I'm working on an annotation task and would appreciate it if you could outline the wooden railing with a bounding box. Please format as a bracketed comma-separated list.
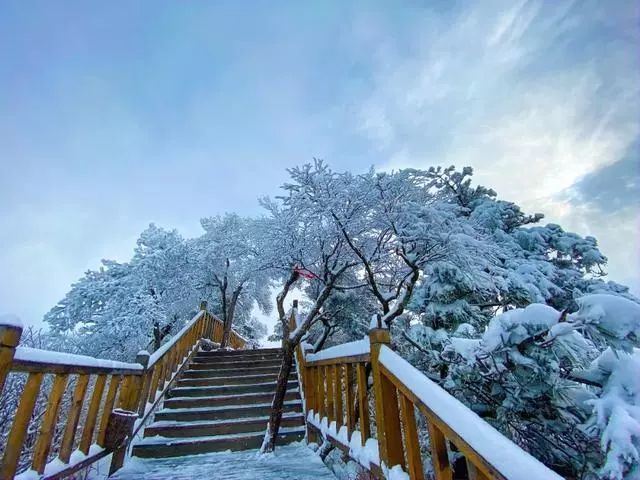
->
[297, 324, 563, 480]
[0, 303, 246, 479]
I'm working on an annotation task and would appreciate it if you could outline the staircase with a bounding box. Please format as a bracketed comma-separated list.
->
[132, 348, 305, 458]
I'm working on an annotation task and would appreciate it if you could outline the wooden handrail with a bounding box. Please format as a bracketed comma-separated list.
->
[0, 302, 247, 479]
[296, 317, 563, 480]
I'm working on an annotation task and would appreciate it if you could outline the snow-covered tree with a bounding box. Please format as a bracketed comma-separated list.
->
[193, 214, 273, 347]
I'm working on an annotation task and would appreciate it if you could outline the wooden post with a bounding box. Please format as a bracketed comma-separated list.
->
[0, 322, 22, 396]
[2, 372, 44, 478]
[370, 327, 405, 470]
[136, 350, 151, 415]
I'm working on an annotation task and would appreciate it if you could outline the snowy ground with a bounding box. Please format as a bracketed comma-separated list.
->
[111, 442, 336, 480]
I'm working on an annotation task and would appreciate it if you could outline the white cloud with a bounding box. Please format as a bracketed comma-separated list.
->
[351, 0, 640, 292]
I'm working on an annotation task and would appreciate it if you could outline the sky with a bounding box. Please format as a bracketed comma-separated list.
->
[1, 0, 639, 329]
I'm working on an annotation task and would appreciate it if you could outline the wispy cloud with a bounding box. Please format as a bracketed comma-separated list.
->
[350, 0, 639, 291]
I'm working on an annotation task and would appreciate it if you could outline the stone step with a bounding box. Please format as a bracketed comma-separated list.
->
[164, 390, 299, 409]
[167, 380, 298, 398]
[190, 358, 283, 369]
[154, 400, 302, 422]
[132, 427, 304, 458]
[177, 372, 294, 387]
[143, 413, 304, 438]
[184, 364, 281, 375]
[194, 351, 282, 361]
[196, 348, 282, 358]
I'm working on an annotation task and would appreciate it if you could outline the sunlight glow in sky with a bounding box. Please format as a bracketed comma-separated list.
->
[1, 1, 638, 326]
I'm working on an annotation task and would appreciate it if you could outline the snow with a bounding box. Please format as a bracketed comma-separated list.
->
[481, 303, 560, 352]
[307, 410, 380, 470]
[149, 310, 205, 366]
[111, 442, 335, 480]
[570, 294, 640, 339]
[306, 338, 369, 362]
[378, 345, 563, 480]
[0, 313, 23, 328]
[588, 348, 640, 479]
[13, 346, 143, 371]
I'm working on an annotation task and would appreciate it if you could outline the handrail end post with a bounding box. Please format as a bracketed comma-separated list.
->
[0, 321, 23, 395]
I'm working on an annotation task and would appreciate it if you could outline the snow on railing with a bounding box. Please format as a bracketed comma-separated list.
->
[14, 347, 143, 374]
[305, 338, 370, 363]
[0, 301, 247, 480]
[295, 324, 563, 480]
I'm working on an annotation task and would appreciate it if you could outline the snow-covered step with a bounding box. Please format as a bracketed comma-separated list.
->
[167, 379, 299, 397]
[196, 347, 281, 358]
[182, 366, 282, 379]
[189, 358, 280, 370]
[194, 352, 282, 362]
[177, 371, 295, 387]
[163, 390, 299, 409]
[143, 413, 304, 438]
[135, 347, 303, 459]
[154, 400, 303, 422]
[132, 427, 305, 458]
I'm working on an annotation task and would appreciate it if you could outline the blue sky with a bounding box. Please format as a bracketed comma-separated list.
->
[1, 1, 638, 326]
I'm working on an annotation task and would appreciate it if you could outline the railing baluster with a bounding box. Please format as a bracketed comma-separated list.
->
[79, 374, 106, 455]
[345, 363, 355, 441]
[427, 421, 452, 480]
[1, 372, 44, 478]
[32, 373, 69, 473]
[335, 365, 343, 431]
[399, 393, 425, 480]
[356, 362, 370, 444]
[370, 328, 405, 470]
[326, 365, 335, 424]
[318, 366, 327, 420]
[59, 374, 90, 463]
[97, 374, 121, 447]
[147, 364, 161, 403]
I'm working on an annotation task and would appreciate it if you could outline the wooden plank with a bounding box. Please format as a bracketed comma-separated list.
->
[79, 374, 106, 454]
[376, 371, 405, 469]
[467, 460, 490, 480]
[117, 375, 133, 409]
[2, 372, 44, 478]
[356, 363, 370, 444]
[304, 354, 370, 367]
[379, 363, 504, 480]
[345, 363, 356, 440]
[318, 366, 326, 419]
[428, 422, 452, 480]
[32, 373, 69, 473]
[326, 365, 335, 423]
[399, 393, 425, 480]
[335, 365, 343, 430]
[59, 374, 90, 462]
[148, 363, 162, 403]
[96, 375, 120, 447]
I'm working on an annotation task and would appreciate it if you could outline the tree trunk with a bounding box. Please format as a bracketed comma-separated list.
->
[260, 340, 295, 453]
[221, 287, 242, 348]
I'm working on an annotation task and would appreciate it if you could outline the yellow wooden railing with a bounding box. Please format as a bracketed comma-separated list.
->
[0, 302, 246, 479]
[296, 321, 562, 480]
